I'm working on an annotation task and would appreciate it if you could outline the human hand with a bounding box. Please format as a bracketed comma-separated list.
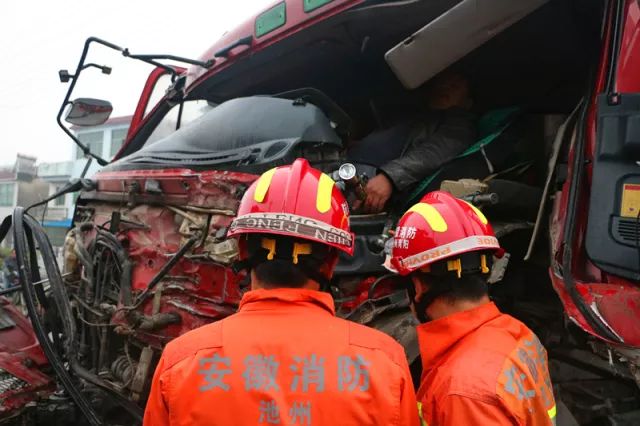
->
[356, 173, 393, 213]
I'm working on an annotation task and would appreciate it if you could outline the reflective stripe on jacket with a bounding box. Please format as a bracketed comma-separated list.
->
[416, 302, 556, 426]
[144, 288, 420, 426]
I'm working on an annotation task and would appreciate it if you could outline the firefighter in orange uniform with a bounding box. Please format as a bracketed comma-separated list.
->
[388, 191, 556, 425]
[144, 158, 419, 426]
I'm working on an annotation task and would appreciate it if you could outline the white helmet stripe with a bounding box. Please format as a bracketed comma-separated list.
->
[399, 235, 499, 270]
[230, 212, 353, 248]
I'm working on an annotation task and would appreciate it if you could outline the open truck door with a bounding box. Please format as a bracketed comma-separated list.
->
[551, 0, 640, 347]
[585, 2, 640, 283]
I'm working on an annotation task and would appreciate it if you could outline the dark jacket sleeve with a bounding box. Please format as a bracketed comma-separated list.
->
[379, 109, 477, 191]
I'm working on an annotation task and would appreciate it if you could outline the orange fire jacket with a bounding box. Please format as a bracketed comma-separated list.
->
[416, 302, 556, 426]
[144, 288, 419, 426]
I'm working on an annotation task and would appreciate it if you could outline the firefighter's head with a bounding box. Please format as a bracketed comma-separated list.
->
[425, 71, 472, 111]
[228, 159, 354, 290]
[387, 191, 501, 322]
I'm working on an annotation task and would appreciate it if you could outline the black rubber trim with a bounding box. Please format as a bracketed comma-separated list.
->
[22, 214, 144, 421]
[0, 209, 145, 424]
[604, 0, 625, 101]
[557, 0, 625, 344]
[562, 104, 622, 342]
[10, 208, 103, 425]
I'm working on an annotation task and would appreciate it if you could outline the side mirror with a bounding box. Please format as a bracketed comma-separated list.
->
[65, 98, 113, 126]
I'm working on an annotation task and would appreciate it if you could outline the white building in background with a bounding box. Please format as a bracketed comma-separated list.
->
[38, 116, 131, 247]
[0, 155, 49, 247]
[72, 115, 132, 175]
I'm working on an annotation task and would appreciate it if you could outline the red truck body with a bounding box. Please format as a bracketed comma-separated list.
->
[3, 0, 640, 424]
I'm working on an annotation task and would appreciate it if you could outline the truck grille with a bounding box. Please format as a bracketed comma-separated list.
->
[0, 369, 28, 395]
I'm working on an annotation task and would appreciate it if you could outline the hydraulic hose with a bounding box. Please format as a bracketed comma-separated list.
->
[2, 209, 144, 424]
[22, 213, 144, 422]
[10, 208, 103, 425]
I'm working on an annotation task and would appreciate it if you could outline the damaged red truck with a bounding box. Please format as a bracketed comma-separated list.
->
[2, 0, 640, 424]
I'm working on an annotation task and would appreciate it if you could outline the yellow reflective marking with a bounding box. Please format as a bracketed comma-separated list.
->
[316, 173, 335, 213]
[261, 238, 276, 260]
[480, 254, 490, 274]
[408, 203, 448, 232]
[463, 201, 488, 224]
[254, 168, 277, 203]
[548, 404, 557, 419]
[447, 258, 462, 278]
[417, 402, 428, 426]
[292, 243, 312, 264]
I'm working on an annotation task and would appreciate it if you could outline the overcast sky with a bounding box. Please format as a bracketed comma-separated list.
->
[1, 0, 274, 165]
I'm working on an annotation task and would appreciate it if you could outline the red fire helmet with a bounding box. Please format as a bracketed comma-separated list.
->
[228, 158, 354, 255]
[388, 191, 501, 276]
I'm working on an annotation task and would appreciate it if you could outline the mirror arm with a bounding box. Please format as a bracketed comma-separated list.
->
[124, 53, 214, 70]
[26, 177, 97, 213]
[58, 36, 211, 167]
[57, 38, 111, 167]
[121, 49, 178, 79]
[81, 63, 112, 74]
[80, 157, 93, 178]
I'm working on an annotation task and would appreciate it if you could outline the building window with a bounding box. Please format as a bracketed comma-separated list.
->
[76, 131, 104, 159]
[110, 128, 128, 158]
[0, 183, 15, 207]
[53, 186, 66, 206]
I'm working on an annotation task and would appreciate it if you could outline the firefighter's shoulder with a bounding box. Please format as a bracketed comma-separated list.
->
[344, 318, 408, 369]
[160, 320, 223, 370]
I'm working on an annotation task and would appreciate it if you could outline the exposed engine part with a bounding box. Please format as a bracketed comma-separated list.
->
[203, 239, 239, 265]
[166, 300, 227, 319]
[151, 283, 164, 315]
[170, 206, 208, 242]
[111, 355, 137, 388]
[170, 204, 241, 264]
[62, 228, 79, 276]
[345, 288, 409, 325]
[369, 311, 419, 366]
[98, 303, 117, 315]
[178, 205, 236, 216]
[616, 347, 640, 389]
[132, 235, 200, 308]
[130, 347, 153, 402]
[0, 369, 28, 394]
[126, 311, 181, 331]
[4, 208, 143, 425]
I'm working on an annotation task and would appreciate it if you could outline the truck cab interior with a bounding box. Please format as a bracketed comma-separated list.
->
[115, 0, 604, 189]
[109, 0, 605, 279]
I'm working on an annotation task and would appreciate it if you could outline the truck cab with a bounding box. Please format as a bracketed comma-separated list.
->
[4, 0, 640, 424]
